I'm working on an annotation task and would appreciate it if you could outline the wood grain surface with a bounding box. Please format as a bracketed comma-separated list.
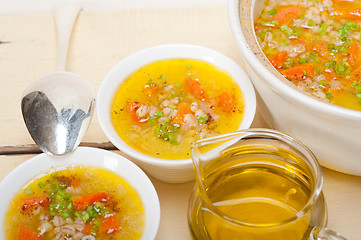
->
[0, 5, 360, 240]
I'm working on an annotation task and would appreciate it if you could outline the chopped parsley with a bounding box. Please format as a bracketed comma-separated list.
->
[308, 19, 315, 27]
[269, 9, 277, 16]
[325, 93, 333, 98]
[280, 25, 294, 36]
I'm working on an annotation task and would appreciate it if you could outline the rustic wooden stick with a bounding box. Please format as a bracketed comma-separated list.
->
[0, 142, 117, 155]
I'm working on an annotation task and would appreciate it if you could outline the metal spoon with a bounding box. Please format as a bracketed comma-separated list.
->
[21, 1, 96, 156]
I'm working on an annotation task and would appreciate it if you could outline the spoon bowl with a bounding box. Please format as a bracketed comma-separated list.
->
[21, 1, 96, 155]
[21, 71, 95, 155]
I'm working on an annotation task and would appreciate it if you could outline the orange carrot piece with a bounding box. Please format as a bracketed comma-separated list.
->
[21, 195, 50, 213]
[328, 86, 343, 95]
[100, 215, 119, 234]
[348, 65, 361, 82]
[348, 43, 361, 67]
[273, 6, 302, 26]
[290, 38, 306, 46]
[17, 224, 42, 240]
[282, 63, 314, 80]
[127, 102, 148, 123]
[72, 192, 113, 211]
[142, 84, 159, 97]
[312, 42, 329, 58]
[331, 8, 361, 20]
[172, 102, 192, 126]
[184, 77, 209, 101]
[325, 70, 338, 81]
[268, 52, 288, 69]
[82, 222, 93, 235]
[217, 92, 236, 113]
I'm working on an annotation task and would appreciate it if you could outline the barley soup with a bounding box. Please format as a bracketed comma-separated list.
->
[255, 0, 361, 111]
[5, 166, 144, 240]
[111, 59, 245, 159]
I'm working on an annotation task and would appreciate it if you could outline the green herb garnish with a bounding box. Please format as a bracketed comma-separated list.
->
[269, 9, 277, 16]
[280, 25, 294, 36]
[308, 19, 315, 26]
[155, 111, 163, 117]
[24, 188, 33, 195]
[318, 23, 327, 35]
[299, 58, 308, 64]
[259, 30, 267, 40]
[198, 114, 208, 124]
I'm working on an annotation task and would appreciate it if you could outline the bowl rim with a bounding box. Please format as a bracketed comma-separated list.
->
[228, 0, 361, 120]
[0, 147, 160, 239]
[97, 43, 257, 167]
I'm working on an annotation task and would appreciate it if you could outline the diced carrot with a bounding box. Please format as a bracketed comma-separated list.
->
[21, 195, 50, 213]
[17, 224, 42, 240]
[82, 221, 93, 235]
[282, 63, 314, 80]
[325, 70, 338, 81]
[127, 102, 149, 123]
[291, 38, 306, 46]
[312, 42, 330, 58]
[172, 102, 192, 126]
[142, 84, 159, 97]
[330, 8, 361, 20]
[272, 6, 302, 26]
[268, 52, 288, 69]
[100, 215, 119, 234]
[328, 86, 343, 95]
[348, 43, 361, 67]
[72, 192, 113, 211]
[348, 65, 361, 82]
[217, 92, 236, 113]
[184, 77, 209, 101]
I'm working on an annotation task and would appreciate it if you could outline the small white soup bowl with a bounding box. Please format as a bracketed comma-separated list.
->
[97, 44, 256, 183]
[228, 0, 361, 176]
[0, 147, 160, 240]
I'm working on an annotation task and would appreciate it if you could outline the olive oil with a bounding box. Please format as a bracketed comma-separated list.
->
[189, 156, 313, 240]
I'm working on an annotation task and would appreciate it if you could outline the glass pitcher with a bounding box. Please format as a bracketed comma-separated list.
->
[188, 129, 346, 240]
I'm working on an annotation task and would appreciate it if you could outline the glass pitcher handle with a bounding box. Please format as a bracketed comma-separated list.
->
[310, 226, 347, 240]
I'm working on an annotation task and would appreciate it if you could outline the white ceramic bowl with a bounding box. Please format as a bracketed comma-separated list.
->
[0, 147, 160, 239]
[228, 0, 361, 176]
[97, 44, 256, 183]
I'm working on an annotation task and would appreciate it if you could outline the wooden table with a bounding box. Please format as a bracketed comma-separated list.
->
[0, 5, 360, 240]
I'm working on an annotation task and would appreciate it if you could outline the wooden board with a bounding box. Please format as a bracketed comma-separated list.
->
[0, 6, 262, 149]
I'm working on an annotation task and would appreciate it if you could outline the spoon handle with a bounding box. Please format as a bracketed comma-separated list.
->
[53, 0, 82, 71]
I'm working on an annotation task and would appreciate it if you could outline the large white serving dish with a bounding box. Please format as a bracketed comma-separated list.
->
[228, 0, 361, 176]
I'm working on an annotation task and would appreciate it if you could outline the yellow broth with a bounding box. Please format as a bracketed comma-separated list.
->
[5, 166, 144, 240]
[111, 59, 244, 159]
